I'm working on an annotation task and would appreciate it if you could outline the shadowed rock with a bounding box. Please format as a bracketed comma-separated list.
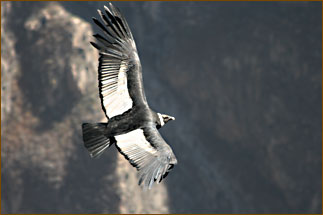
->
[1, 1, 321, 214]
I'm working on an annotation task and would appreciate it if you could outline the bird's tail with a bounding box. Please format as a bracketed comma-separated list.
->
[82, 123, 111, 158]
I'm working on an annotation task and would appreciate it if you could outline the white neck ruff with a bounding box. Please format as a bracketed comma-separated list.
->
[157, 113, 165, 127]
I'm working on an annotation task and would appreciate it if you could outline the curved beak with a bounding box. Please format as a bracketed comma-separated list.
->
[162, 114, 175, 123]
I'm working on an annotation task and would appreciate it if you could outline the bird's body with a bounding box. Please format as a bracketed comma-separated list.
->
[101, 106, 158, 136]
[82, 3, 177, 189]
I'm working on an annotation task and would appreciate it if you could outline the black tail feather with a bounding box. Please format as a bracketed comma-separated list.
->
[82, 123, 111, 158]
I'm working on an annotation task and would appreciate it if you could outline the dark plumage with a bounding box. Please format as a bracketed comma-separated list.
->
[82, 3, 177, 189]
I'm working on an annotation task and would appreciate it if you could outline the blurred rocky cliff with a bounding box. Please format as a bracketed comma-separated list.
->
[1, 1, 322, 214]
[1, 2, 168, 213]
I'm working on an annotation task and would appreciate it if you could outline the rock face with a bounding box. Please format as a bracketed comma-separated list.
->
[1, 2, 17, 124]
[1, 2, 168, 214]
[1, 1, 322, 214]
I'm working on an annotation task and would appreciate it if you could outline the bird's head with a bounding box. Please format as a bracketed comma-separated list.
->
[157, 113, 175, 128]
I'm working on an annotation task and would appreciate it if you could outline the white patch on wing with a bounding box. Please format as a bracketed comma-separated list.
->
[100, 60, 133, 118]
[115, 129, 156, 156]
[115, 127, 175, 189]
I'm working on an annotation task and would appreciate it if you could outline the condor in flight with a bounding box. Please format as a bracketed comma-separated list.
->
[82, 3, 177, 189]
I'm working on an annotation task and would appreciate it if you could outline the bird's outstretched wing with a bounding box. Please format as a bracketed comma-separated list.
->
[91, 3, 147, 119]
[114, 125, 177, 189]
